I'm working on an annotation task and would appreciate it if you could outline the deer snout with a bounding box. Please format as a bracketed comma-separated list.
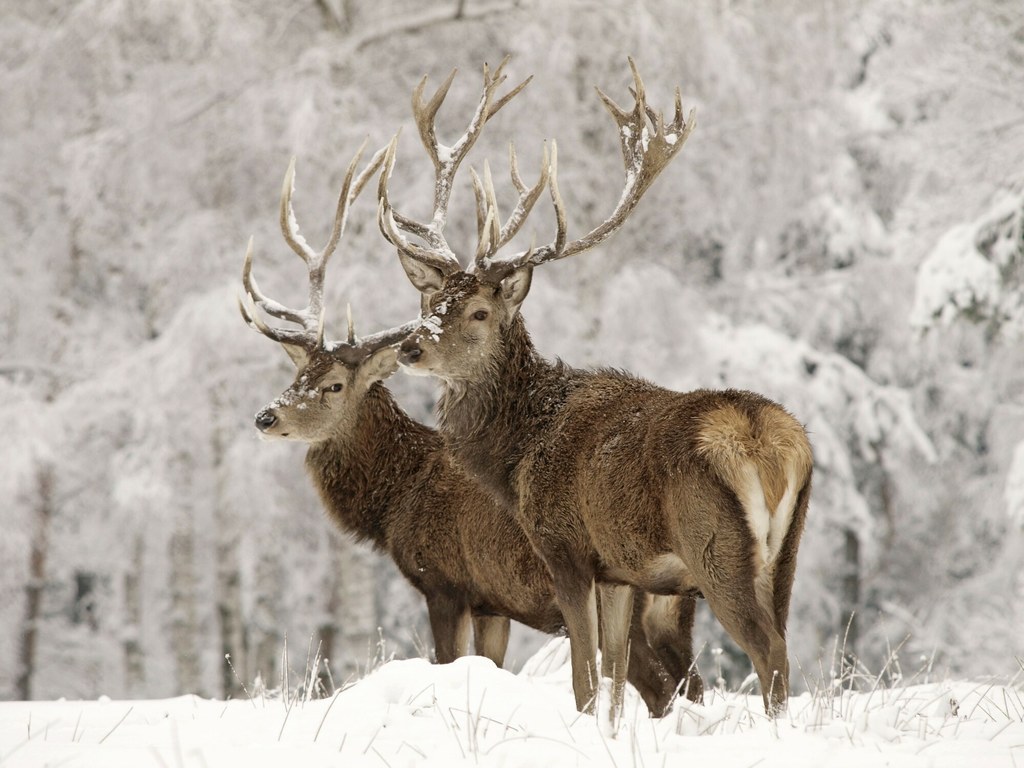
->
[398, 337, 423, 366]
[254, 409, 278, 431]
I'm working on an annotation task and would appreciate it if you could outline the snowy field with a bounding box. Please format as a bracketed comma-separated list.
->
[2, 640, 1022, 768]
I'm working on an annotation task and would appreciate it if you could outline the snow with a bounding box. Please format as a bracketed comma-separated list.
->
[1007, 441, 1024, 526]
[911, 223, 1001, 330]
[911, 189, 1024, 337]
[2, 640, 1021, 768]
[421, 314, 443, 341]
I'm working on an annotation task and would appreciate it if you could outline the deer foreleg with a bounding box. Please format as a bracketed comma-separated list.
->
[553, 573, 599, 714]
[426, 593, 471, 664]
[625, 592, 676, 717]
[472, 614, 511, 667]
[642, 593, 704, 705]
[597, 583, 634, 729]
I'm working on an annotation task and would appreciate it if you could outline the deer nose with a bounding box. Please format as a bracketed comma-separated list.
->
[254, 409, 278, 431]
[398, 338, 423, 366]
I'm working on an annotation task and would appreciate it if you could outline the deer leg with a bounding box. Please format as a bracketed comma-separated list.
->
[551, 571, 599, 714]
[597, 583, 633, 727]
[472, 614, 510, 667]
[643, 593, 704, 705]
[426, 593, 471, 664]
[770, 484, 810, 633]
[625, 592, 675, 717]
[700, 582, 788, 716]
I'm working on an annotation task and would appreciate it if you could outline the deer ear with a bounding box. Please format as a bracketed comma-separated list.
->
[281, 342, 310, 369]
[360, 345, 400, 384]
[499, 265, 533, 315]
[398, 251, 446, 295]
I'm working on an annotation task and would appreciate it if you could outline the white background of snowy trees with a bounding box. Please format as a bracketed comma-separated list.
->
[2, 0, 1022, 700]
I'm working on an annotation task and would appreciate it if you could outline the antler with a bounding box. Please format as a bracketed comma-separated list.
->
[377, 57, 542, 274]
[241, 142, 416, 358]
[481, 57, 696, 279]
[469, 141, 550, 267]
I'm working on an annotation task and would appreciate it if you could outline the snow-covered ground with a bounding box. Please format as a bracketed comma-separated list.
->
[3, 639, 1021, 768]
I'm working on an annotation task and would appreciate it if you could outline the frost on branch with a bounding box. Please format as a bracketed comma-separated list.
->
[911, 190, 1024, 338]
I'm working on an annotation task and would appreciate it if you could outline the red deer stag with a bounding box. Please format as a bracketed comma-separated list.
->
[381, 59, 813, 719]
[239, 142, 697, 715]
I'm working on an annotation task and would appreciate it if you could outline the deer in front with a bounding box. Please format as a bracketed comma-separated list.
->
[239, 141, 695, 715]
[381, 59, 813, 720]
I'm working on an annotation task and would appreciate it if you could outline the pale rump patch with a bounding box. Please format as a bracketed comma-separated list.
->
[696, 402, 812, 575]
[767, 465, 801, 563]
[736, 461, 771, 570]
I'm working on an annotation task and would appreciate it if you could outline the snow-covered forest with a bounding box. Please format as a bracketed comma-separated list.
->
[2, 0, 1023, 706]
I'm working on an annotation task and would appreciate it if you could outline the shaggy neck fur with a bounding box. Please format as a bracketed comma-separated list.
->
[306, 382, 436, 548]
[437, 313, 577, 510]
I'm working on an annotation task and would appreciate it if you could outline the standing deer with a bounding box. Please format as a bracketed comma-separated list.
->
[380, 59, 813, 719]
[239, 142, 698, 715]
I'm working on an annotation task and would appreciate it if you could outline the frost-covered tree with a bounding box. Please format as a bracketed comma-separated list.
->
[3, 0, 1024, 697]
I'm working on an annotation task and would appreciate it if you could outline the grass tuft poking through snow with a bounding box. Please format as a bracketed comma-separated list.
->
[2, 638, 1023, 767]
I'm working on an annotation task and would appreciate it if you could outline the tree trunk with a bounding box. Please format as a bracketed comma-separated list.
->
[841, 527, 861, 662]
[122, 535, 145, 695]
[211, 399, 247, 699]
[17, 463, 54, 700]
[169, 523, 201, 694]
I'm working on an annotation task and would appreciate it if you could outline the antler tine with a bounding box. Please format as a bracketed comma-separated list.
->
[473, 206, 496, 264]
[547, 141, 568, 257]
[492, 58, 695, 275]
[482, 161, 502, 249]
[466, 162, 503, 252]
[240, 240, 314, 347]
[325, 139, 389, 263]
[346, 302, 356, 344]
[280, 158, 318, 266]
[242, 235, 306, 327]
[377, 134, 462, 275]
[411, 68, 459, 170]
[381, 59, 532, 275]
[471, 142, 550, 272]
[244, 144, 388, 352]
[470, 166, 488, 246]
[497, 141, 548, 247]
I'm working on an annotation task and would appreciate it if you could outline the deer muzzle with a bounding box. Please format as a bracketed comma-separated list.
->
[254, 408, 278, 432]
[397, 337, 423, 367]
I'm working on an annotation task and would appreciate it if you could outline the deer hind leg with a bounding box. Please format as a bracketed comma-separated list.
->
[472, 614, 511, 667]
[700, 573, 788, 716]
[426, 593, 471, 664]
[770, 483, 811, 633]
[596, 583, 634, 727]
[643, 593, 704, 705]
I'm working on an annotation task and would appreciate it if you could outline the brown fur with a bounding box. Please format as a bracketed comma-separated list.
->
[398, 274, 812, 715]
[696, 404, 812, 517]
[255, 347, 697, 715]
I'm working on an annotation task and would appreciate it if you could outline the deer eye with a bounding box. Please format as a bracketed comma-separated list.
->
[325, 383, 343, 393]
[472, 309, 489, 321]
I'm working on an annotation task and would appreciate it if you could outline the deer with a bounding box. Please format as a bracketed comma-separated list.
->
[378, 58, 813, 720]
[238, 140, 701, 716]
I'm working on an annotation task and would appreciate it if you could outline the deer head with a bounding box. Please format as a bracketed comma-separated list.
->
[379, 58, 695, 380]
[240, 143, 417, 443]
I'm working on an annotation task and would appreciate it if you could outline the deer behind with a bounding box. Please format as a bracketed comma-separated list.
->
[379, 59, 813, 719]
[240, 145, 697, 714]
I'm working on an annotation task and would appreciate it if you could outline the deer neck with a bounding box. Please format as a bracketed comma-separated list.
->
[306, 383, 437, 548]
[437, 314, 562, 511]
